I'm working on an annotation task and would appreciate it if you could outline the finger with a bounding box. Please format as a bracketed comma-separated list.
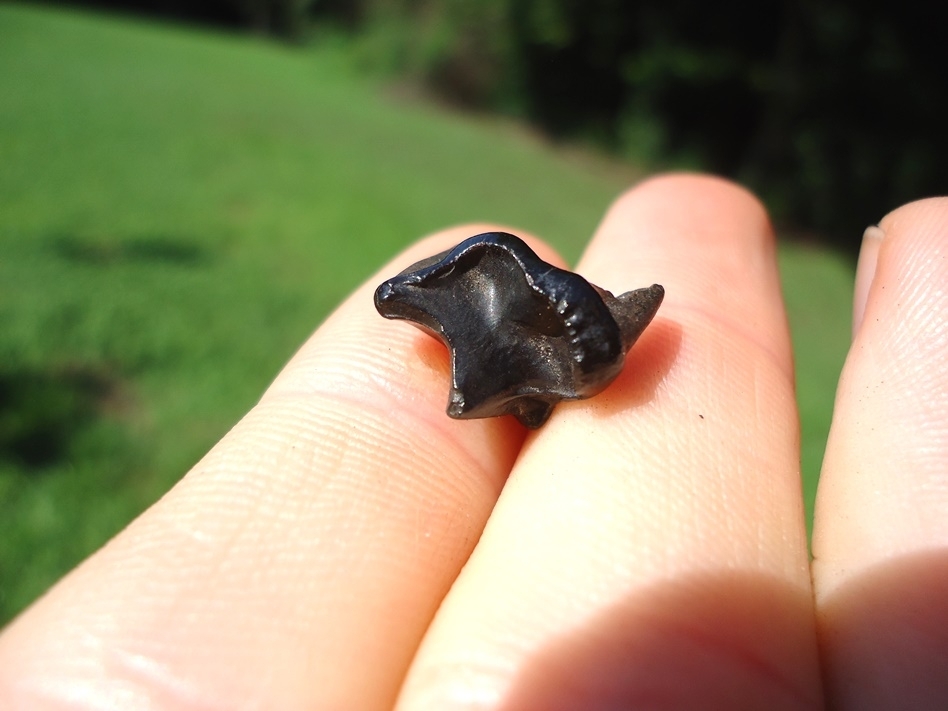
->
[812, 198, 948, 710]
[397, 174, 821, 711]
[0, 225, 560, 710]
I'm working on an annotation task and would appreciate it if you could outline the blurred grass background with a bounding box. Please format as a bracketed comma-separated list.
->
[0, 2, 851, 625]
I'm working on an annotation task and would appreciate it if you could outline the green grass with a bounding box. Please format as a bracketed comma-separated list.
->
[779, 242, 853, 527]
[0, 3, 852, 624]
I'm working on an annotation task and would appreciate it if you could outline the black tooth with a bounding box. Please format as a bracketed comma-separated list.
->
[375, 232, 664, 428]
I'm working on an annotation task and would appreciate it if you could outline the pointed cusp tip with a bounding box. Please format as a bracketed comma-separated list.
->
[611, 283, 665, 349]
[645, 283, 664, 301]
[619, 283, 664, 314]
[649, 284, 665, 311]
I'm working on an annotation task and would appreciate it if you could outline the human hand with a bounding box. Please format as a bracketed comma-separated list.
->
[1, 174, 946, 710]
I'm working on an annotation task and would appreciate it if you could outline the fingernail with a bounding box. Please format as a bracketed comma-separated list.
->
[853, 225, 885, 338]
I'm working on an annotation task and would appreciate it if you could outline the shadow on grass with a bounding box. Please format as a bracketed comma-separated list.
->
[0, 365, 126, 470]
[50, 233, 210, 266]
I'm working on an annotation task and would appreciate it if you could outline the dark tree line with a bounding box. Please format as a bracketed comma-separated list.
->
[349, 0, 948, 253]
[45, 0, 948, 252]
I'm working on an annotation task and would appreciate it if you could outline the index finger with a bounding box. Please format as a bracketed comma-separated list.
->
[0, 226, 558, 710]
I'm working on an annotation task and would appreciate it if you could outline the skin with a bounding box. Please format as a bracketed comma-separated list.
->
[0, 173, 946, 710]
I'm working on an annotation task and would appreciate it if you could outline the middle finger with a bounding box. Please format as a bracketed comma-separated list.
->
[397, 174, 822, 710]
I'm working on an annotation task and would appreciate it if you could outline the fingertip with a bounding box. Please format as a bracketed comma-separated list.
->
[587, 172, 777, 297]
[856, 196, 948, 354]
[581, 171, 790, 379]
[878, 196, 948, 238]
[602, 172, 773, 250]
[873, 197, 948, 312]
